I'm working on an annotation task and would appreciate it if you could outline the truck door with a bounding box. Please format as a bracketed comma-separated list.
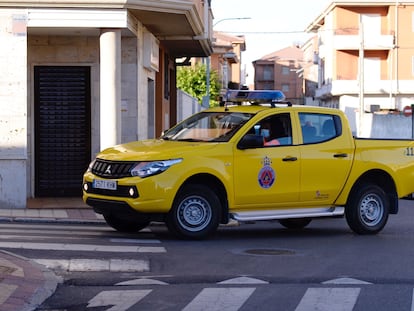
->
[233, 113, 300, 209]
[298, 112, 354, 204]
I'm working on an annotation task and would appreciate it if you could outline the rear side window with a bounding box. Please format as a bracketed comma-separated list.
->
[299, 113, 341, 144]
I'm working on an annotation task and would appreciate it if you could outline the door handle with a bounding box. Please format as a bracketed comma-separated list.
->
[282, 156, 298, 162]
[333, 153, 348, 158]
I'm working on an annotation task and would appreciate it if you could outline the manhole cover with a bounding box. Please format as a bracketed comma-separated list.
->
[245, 249, 295, 256]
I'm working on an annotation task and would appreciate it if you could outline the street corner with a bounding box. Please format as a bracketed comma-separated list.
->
[0, 250, 61, 311]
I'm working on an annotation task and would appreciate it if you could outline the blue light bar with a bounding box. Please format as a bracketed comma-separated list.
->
[225, 90, 286, 103]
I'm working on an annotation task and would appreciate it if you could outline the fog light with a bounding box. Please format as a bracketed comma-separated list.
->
[83, 183, 89, 191]
[129, 187, 135, 197]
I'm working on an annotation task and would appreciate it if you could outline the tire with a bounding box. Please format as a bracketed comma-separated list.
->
[345, 183, 389, 234]
[278, 218, 312, 229]
[103, 214, 150, 233]
[166, 184, 221, 239]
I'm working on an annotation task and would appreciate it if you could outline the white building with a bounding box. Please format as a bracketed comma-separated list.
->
[0, 0, 212, 208]
[305, 0, 414, 137]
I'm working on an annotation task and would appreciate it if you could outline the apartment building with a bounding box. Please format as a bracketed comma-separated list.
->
[0, 0, 212, 208]
[306, 0, 414, 136]
[211, 31, 246, 91]
[253, 46, 304, 105]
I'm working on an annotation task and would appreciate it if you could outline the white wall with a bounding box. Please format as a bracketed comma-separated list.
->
[339, 95, 413, 138]
[177, 89, 204, 122]
[0, 9, 28, 208]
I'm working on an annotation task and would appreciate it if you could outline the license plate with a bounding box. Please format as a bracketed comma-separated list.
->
[92, 179, 117, 190]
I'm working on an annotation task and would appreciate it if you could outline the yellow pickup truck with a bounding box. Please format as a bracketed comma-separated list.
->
[82, 90, 414, 239]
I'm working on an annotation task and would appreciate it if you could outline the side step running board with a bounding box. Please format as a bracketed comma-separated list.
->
[230, 206, 344, 222]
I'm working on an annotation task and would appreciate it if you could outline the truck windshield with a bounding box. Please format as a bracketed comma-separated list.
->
[161, 111, 253, 142]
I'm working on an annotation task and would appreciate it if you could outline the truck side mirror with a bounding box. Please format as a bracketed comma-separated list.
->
[237, 134, 264, 150]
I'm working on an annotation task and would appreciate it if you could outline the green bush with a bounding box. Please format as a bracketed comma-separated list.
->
[177, 63, 221, 107]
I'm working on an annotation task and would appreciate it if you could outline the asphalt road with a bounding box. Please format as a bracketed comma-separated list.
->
[2, 199, 414, 310]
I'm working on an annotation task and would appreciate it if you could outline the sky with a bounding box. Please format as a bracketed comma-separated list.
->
[210, 0, 330, 85]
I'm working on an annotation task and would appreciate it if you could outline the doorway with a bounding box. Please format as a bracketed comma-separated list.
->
[34, 66, 91, 197]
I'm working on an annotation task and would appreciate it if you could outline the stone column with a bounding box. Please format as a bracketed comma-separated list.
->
[99, 29, 121, 150]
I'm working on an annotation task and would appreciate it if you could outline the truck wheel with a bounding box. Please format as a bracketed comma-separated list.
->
[345, 183, 389, 234]
[166, 184, 221, 239]
[279, 218, 311, 229]
[103, 214, 150, 233]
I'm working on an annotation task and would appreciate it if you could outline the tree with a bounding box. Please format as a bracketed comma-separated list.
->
[177, 63, 221, 107]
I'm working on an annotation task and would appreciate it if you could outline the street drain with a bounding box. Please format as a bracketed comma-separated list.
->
[245, 249, 295, 256]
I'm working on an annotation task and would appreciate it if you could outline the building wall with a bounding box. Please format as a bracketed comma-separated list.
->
[0, 1, 211, 208]
[395, 6, 414, 80]
[0, 9, 28, 208]
[313, 2, 414, 122]
[25, 26, 158, 199]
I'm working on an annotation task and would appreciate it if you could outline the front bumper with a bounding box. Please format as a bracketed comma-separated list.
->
[83, 181, 139, 198]
[86, 197, 165, 222]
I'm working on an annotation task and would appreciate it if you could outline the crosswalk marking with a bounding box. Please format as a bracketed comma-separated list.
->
[322, 277, 372, 285]
[3, 223, 412, 310]
[0, 241, 165, 253]
[109, 238, 160, 244]
[0, 234, 161, 244]
[57, 285, 414, 311]
[0, 223, 163, 275]
[295, 287, 361, 311]
[218, 276, 268, 285]
[0, 226, 151, 236]
[34, 259, 150, 272]
[182, 287, 255, 311]
[116, 278, 169, 285]
[88, 289, 152, 311]
[0, 223, 114, 231]
[411, 289, 414, 311]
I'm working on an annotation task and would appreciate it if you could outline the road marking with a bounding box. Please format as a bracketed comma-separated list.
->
[0, 223, 114, 231]
[0, 228, 116, 236]
[34, 259, 150, 272]
[87, 289, 151, 311]
[0, 224, 150, 234]
[116, 278, 169, 285]
[0, 242, 165, 253]
[411, 288, 414, 311]
[323, 277, 372, 285]
[0, 233, 160, 244]
[109, 238, 160, 244]
[182, 287, 256, 311]
[218, 276, 268, 285]
[295, 288, 360, 311]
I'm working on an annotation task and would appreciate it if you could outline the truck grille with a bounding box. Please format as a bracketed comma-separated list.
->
[91, 159, 136, 178]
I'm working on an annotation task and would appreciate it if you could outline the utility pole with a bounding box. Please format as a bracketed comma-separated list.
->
[358, 15, 365, 137]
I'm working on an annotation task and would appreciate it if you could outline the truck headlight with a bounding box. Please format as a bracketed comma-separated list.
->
[131, 159, 183, 178]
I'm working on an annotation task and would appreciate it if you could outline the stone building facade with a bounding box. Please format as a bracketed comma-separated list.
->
[0, 1, 212, 208]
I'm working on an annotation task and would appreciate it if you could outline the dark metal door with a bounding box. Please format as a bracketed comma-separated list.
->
[34, 66, 91, 197]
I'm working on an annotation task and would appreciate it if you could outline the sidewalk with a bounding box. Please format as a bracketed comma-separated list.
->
[0, 207, 104, 224]
[0, 207, 104, 311]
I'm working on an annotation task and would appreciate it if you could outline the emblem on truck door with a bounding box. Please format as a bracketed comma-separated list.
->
[258, 156, 275, 189]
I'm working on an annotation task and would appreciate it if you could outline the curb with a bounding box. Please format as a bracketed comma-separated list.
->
[0, 250, 61, 311]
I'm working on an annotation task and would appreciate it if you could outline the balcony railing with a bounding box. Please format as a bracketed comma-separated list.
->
[333, 34, 394, 50]
[316, 79, 413, 99]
